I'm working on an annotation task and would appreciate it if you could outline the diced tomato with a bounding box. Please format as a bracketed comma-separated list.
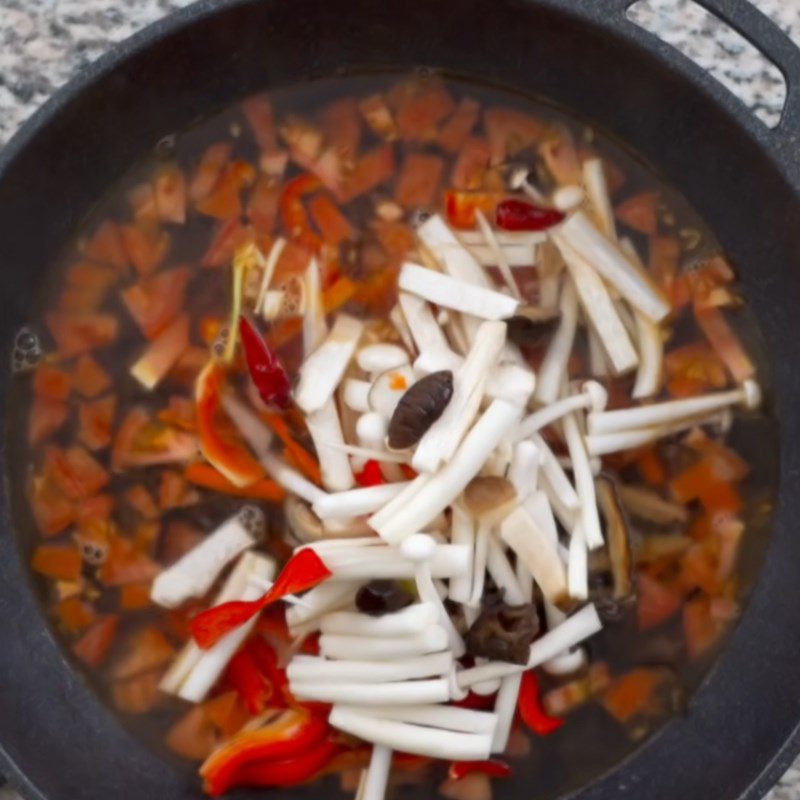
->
[28, 473, 76, 536]
[32, 544, 83, 581]
[55, 596, 97, 632]
[636, 447, 667, 486]
[637, 572, 682, 631]
[394, 82, 455, 141]
[159, 469, 197, 509]
[671, 456, 743, 514]
[451, 137, 491, 191]
[73, 614, 120, 667]
[684, 595, 725, 659]
[190, 142, 233, 204]
[359, 93, 398, 140]
[308, 194, 355, 245]
[125, 484, 159, 520]
[99, 537, 160, 587]
[58, 284, 108, 314]
[162, 519, 204, 566]
[601, 668, 667, 724]
[248, 175, 281, 234]
[395, 153, 444, 208]
[112, 626, 175, 681]
[112, 407, 198, 470]
[120, 583, 152, 610]
[185, 462, 286, 502]
[66, 261, 120, 291]
[615, 192, 659, 235]
[129, 183, 159, 224]
[321, 97, 362, 161]
[695, 307, 755, 383]
[243, 94, 279, 152]
[78, 395, 116, 451]
[166, 706, 219, 761]
[73, 354, 111, 398]
[120, 223, 171, 276]
[688, 255, 737, 310]
[113, 670, 163, 715]
[439, 97, 481, 153]
[83, 220, 129, 273]
[540, 135, 582, 185]
[46, 313, 118, 358]
[45, 446, 109, 501]
[203, 691, 250, 739]
[484, 107, 546, 165]
[130, 314, 190, 390]
[444, 190, 502, 229]
[684, 430, 749, 482]
[170, 346, 210, 385]
[203, 218, 253, 268]
[338, 144, 395, 203]
[75, 493, 115, 526]
[680, 541, 724, 595]
[158, 395, 196, 431]
[29, 397, 69, 446]
[649, 236, 681, 287]
[372, 219, 415, 261]
[664, 343, 728, 397]
[154, 165, 187, 224]
[121, 265, 191, 339]
[197, 160, 256, 219]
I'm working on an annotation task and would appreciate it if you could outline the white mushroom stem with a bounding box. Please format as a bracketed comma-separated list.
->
[351, 704, 498, 734]
[532, 434, 580, 515]
[306, 398, 355, 492]
[160, 553, 275, 701]
[486, 364, 536, 406]
[373, 399, 522, 544]
[535, 279, 579, 404]
[582, 158, 617, 240]
[567, 525, 589, 600]
[255, 236, 286, 315]
[455, 604, 603, 689]
[367, 473, 434, 530]
[399, 292, 463, 373]
[554, 211, 670, 322]
[508, 440, 542, 501]
[330, 707, 493, 761]
[362, 745, 392, 800]
[389, 304, 417, 354]
[562, 412, 604, 550]
[322, 442, 408, 464]
[458, 230, 546, 247]
[486, 538, 525, 604]
[319, 603, 438, 638]
[537, 240, 564, 312]
[319, 625, 449, 661]
[413, 320, 507, 473]
[221, 393, 273, 458]
[314, 543, 471, 581]
[509, 167, 550, 206]
[344, 379, 372, 412]
[587, 380, 761, 435]
[556, 238, 638, 375]
[287, 652, 454, 683]
[587, 324, 610, 376]
[303, 257, 328, 355]
[399, 263, 519, 321]
[475, 209, 521, 298]
[491, 674, 523, 752]
[466, 244, 536, 268]
[417, 214, 493, 288]
[313, 482, 411, 520]
[500, 505, 567, 603]
[553, 185, 585, 212]
[151, 513, 260, 609]
[291, 678, 451, 706]
[516, 381, 607, 441]
[469, 522, 491, 607]
[449, 503, 475, 604]
[285, 581, 361, 629]
[295, 313, 364, 413]
[357, 344, 409, 374]
[262, 451, 327, 504]
[542, 601, 588, 676]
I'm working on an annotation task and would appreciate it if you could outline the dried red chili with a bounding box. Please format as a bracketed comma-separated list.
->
[239, 316, 292, 408]
[496, 198, 565, 231]
[519, 671, 565, 735]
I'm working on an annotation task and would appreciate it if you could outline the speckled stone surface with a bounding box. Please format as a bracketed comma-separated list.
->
[0, 0, 798, 798]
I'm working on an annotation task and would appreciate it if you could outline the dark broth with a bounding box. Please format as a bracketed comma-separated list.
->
[7, 72, 777, 799]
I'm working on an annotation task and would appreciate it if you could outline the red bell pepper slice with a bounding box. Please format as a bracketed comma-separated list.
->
[449, 760, 512, 780]
[226, 645, 274, 715]
[247, 636, 290, 705]
[239, 316, 292, 408]
[200, 708, 330, 796]
[355, 459, 385, 487]
[495, 199, 565, 232]
[519, 671, 564, 735]
[195, 360, 265, 488]
[191, 549, 333, 648]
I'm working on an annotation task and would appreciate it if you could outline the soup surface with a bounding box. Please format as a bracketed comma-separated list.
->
[8, 73, 776, 800]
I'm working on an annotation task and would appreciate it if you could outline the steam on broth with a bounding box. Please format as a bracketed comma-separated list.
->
[9, 73, 776, 800]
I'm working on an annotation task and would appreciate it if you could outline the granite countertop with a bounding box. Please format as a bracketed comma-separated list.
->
[0, 0, 798, 798]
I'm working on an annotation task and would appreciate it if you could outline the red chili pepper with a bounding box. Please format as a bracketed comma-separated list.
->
[239, 316, 292, 408]
[219, 740, 343, 793]
[247, 636, 290, 706]
[496, 199, 565, 232]
[449, 760, 512, 780]
[191, 549, 333, 649]
[225, 644, 274, 715]
[519, 671, 565, 735]
[454, 691, 498, 710]
[200, 708, 330, 796]
[355, 459, 385, 487]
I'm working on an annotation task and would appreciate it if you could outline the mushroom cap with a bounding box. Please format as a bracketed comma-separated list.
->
[462, 476, 518, 524]
[581, 380, 609, 413]
[508, 165, 530, 191]
[742, 379, 762, 410]
[400, 533, 437, 563]
[552, 185, 584, 211]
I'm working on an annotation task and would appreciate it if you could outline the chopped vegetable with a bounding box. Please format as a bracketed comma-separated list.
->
[239, 316, 292, 408]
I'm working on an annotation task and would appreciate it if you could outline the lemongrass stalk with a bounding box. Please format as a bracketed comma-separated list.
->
[516, 381, 607, 441]
[458, 230, 546, 247]
[318, 544, 470, 581]
[468, 522, 491, 607]
[532, 433, 580, 513]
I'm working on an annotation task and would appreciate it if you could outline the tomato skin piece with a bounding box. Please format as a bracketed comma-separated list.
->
[451, 137, 491, 191]
[189, 142, 233, 204]
[29, 397, 69, 446]
[121, 266, 191, 340]
[308, 193, 354, 246]
[45, 446, 110, 501]
[636, 572, 682, 631]
[496, 199, 565, 232]
[28, 473, 76, 537]
[78, 395, 117, 451]
[73, 614, 120, 668]
[46, 313, 119, 358]
[444, 190, 502, 230]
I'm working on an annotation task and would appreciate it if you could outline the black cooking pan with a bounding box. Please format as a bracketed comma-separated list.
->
[0, 0, 799, 798]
